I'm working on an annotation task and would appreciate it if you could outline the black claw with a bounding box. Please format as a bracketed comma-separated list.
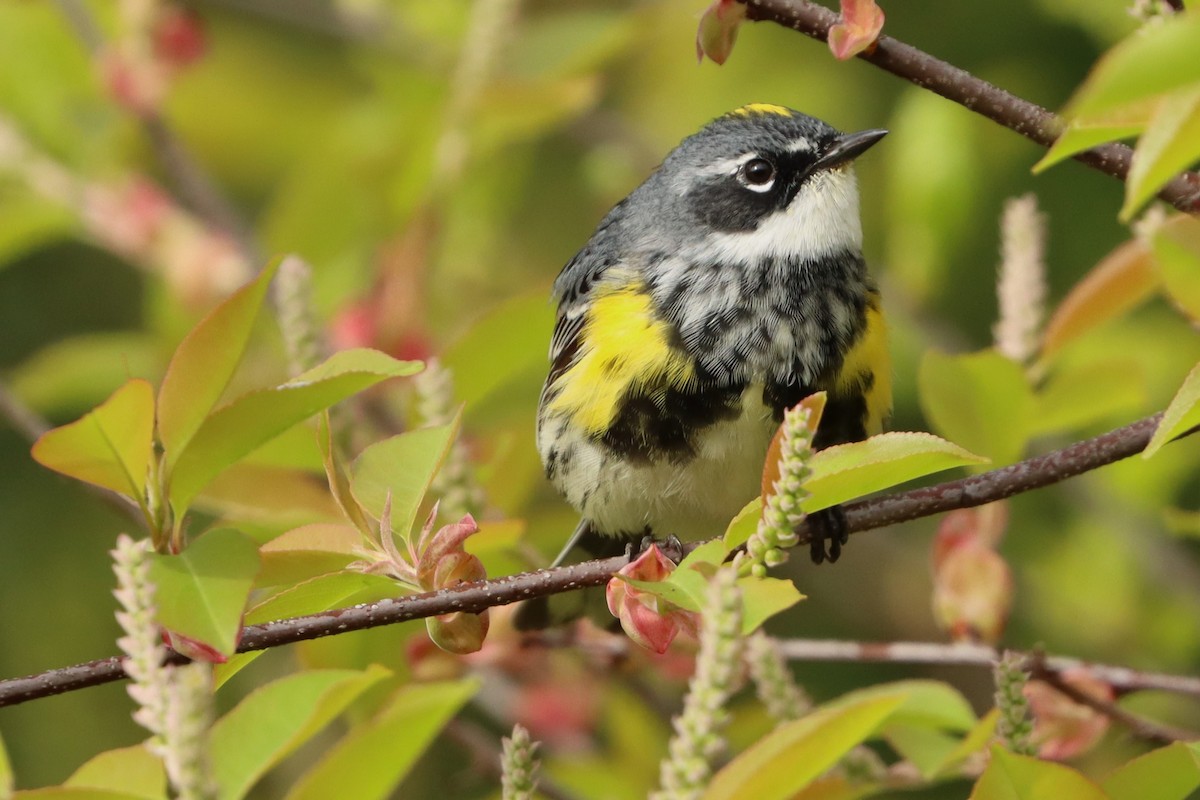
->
[808, 505, 849, 565]
[660, 534, 685, 564]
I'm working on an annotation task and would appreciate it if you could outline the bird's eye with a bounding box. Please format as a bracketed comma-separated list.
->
[738, 158, 776, 190]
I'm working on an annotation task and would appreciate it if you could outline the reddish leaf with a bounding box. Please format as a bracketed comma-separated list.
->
[828, 0, 886, 60]
[696, 0, 747, 65]
[1041, 239, 1159, 359]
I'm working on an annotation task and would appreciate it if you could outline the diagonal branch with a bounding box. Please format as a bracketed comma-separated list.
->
[744, 0, 1200, 214]
[0, 411, 1188, 708]
[1027, 654, 1199, 744]
[50, 0, 260, 261]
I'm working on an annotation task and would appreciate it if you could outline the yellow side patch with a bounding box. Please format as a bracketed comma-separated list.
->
[547, 277, 695, 434]
[836, 296, 892, 435]
[730, 103, 793, 118]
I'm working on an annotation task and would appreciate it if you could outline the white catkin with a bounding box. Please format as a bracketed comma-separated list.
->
[653, 567, 744, 800]
[993, 194, 1047, 367]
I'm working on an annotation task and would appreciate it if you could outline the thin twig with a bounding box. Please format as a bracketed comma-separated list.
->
[50, 0, 260, 262]
[770, 638, 1200, 699]
[0, 380, 49, 441]
[744, 0, 1200, 214]
[0, 411, 1188, 708]
[1028, 655, 1199, 744]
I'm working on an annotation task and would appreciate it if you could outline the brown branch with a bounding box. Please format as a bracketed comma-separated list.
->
[0, 411, 1189, 708]
[1028, 655, 1199, 744]
[771, 638, 1200, 699]
[744, 0, 1200, 215]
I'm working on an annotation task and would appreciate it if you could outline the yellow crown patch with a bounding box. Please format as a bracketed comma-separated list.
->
[729, 103, 793, 118]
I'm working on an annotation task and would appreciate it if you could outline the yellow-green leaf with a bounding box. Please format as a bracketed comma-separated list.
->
[211, 666, 392, 800]
[257, 523, 361, 587]
[803, 432, 988, 512]
[64, 746, 163, 800]
[167, 349, 420, 515]
[723, 498, 760, 550]
[31, 379, 154, 501]
[1154, 214, 1200, 322]
[159, 259, 280, 467]
[1034, 102, 1153, 173]
[705, 692, 907, 800]
[919, 350, 1034, 467]
[284, 680, 478, 800]
[1063, 13, 1200, 119]
[215, 572, 397, 687]
[0, 727, 12, 799]
[738, 576, 803, 633]
[969, 745, 1110, 800]
[1030, 359, 1147, 436]
[1041, 239, 1159, 359]
[150, 528, 261, 656]
[1122, 87, 1200, 221]
[1144, 360, 1200, 458]
[349, 418, 459, 538]
[1103, 741, 1200, 800]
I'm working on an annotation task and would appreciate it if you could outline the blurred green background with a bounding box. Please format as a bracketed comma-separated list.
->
[1, 0, 1198, 796]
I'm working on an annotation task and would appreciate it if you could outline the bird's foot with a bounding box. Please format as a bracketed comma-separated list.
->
[808, 505, 849, 564]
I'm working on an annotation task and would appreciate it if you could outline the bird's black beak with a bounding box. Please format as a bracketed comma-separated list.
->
[812, 128, 888, 172]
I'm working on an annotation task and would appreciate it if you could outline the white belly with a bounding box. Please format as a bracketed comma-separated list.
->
[538, 385, 776, 540]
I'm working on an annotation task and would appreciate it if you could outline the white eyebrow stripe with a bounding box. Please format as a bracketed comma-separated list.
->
[786, 139, 815, 152]
[699, 151, 764, 176]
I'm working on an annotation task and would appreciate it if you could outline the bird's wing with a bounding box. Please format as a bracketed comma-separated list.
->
[544, 198, 632, 389]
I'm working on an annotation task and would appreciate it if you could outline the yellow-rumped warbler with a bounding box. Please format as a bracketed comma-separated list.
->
[516, 104, 891, 630]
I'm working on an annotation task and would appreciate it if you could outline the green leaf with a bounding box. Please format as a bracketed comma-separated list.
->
[1145, 360, 1200, 458]
[1034, 102, 1152, 172]
[919, 350, 1034, 466]
[215, 572, 397, 687]
[738, 576, 803, 633]
[884, 725, 961, 779]
[1154, 215, 1200, 322]
[441, 292, 552, 412]
[150, 528, 261, 656]
[935, 709, 1000, 778]
[1064, 13, 1200, 119]
[1030, 359, 1147, 436]
[836, 680, 976, 731]
[64, 746, 164, 800]
[969, 745, 1110, 800]
[0, 193, 76, 269]
[803, 432, 988, 512]
[349, 418, 458, 537]
[0, 726, 12, 799]
[283, 679, 478, 800]
[158, 259, 280, 467]
[723, 499, 760, 550]
[1122, 88, 1200, 220]
[12, 790, 151, 799]
[167, 349, 420, 514]
[257, 524, 361, 587]
[704, 691, 907, 800]
[211, 666, 392, 800]
[31, 379, 155, 501]
[1103, 741, 1200, 800]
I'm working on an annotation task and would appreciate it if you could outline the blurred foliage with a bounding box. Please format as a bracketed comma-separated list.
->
[1, 0, 1200, 797]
